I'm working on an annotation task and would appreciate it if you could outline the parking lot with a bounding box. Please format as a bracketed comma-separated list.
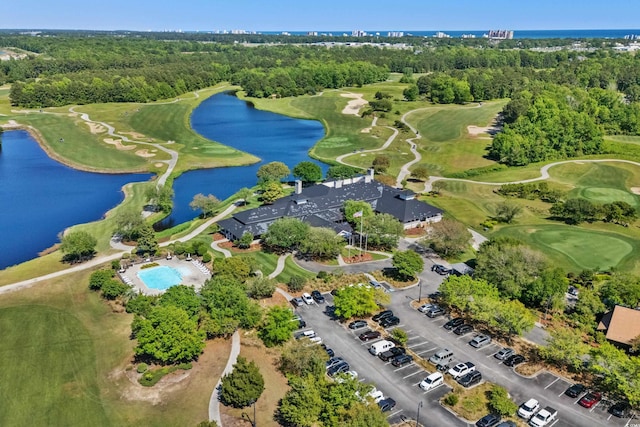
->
[292, 285, 636, 427]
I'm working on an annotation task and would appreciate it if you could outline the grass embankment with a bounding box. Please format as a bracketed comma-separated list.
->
[427, 161, 640, 273]
[0, 267, 231, 427]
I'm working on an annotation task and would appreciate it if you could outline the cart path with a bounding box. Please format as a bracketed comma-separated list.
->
[422, 159, 640, 192]
[395, 109, 423, 186]
[335, 117, 399, 168]
[268, 253, 291, 279]
[208, 330, 241, 425]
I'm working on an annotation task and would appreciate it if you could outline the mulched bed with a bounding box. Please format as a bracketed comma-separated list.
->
[342, 253, 374, 263]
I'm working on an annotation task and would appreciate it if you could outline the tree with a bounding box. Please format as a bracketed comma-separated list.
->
[603, 201, 637, 224]
[492, 300, 536, 339]
[333, 285, 379, 319]
[299, 227, 343, 260]
[340, 402, 388, 427]
[60, 230, 97, 262]
[326, 165, 359, 180]
[403, 84, 419, 101]
[495, 201, 523, 223]
[158, 285, 201, 318]
[219, 356, 265, 408]
[287, 275, 307, 292]
[474, 237, 547, 300]
[539, 327, 590, 372]
[550, 198, 598, 224]
[89, 269, 115, 291]
[145, 185, 174, 213]
[260, 180, 284, 204]
[113, 208, 145, 241]
[132, 305, 205, 364]
[257, 161, 290, 183]
[262, 217, 309, 251]
[343, 200, 374, 227]
[236, 187, 253, 205]
[189, 193, 220, 218]
[438, 275, 500, 313]
[200, 276, 262, 337]
[293, 161, 322, 184]
[411, 165, 429, 181]
[600, 274, 640, 309]
[371, 155, 390, 173]
[101, 278, 131, 300]
[522, 267, 568, 309]
[278, 375, 324, 426]
[213, 257, 252, 282]
[246, 276, 276, 299]
[392, 250, 424, 280]
[489, 385, 518, 416]
[422, 218, 471, 257]
[590, 341, 640, 407]
[280, 339, 329, 378]
[391, 328, 408, 346]
[135, 224, 159, 255]
[236, 231, 254, 249]
[259, 306, 298, 347]
[363, 213, 404, 251]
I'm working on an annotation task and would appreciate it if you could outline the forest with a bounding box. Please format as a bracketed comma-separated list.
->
[3, 32, 640, 164]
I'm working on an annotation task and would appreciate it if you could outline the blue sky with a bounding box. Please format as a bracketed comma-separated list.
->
[6, 0, 640, 32]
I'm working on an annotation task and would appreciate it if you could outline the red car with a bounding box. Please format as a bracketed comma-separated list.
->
[578, 391, 602, 409]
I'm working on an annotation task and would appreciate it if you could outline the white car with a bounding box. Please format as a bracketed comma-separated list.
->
[419, 372, 444, 391]
[302, 292, 314, 305]
[448, 362, 475, 379]
[518, 398, 540, 419]
[367, 387, 385, 403]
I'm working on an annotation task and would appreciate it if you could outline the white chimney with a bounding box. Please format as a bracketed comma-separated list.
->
[295, 180, 302, 194]
[335, 180, 343, 188]
[365, 168, 374, 183]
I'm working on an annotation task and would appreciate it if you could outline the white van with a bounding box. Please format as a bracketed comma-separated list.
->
[295, 330, 316, 340]
[419, 372, 444, 391]
[428, 348, 454, 366]
[368, 340, 395, 356]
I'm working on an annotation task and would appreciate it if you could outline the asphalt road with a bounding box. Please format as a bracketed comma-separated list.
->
[293, 283, 634, 427]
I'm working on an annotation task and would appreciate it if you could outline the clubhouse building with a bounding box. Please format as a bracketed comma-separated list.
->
[218, 169, 443, 241]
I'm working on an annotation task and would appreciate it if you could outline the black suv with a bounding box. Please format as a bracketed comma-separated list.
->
[453, 324, 473, 335]
[372, 310, 394, 322]
[379, 315, 400, 328]
[476, 413, 501, 427]
[564, 383, 586, 398]
[378, 347, 406, 362]
[444, 317, 464, 330]
[504, 354, 525, 367]
[391, 354, 413, 367]
[311, 290, 325, 303]
[457, 371, 482, 387]
[378, 397, 397, 412]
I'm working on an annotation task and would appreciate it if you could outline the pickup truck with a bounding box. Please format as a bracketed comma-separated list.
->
[529, 406, 557, 427]
[448, 361, 475, 379]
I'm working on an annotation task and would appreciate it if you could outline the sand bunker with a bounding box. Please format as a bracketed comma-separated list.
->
[1, 120, 21, 129]
[361, 127, 372, 133]
[121, 131, 148, 140]
[154, 162, 165, 168]
[467, 114, 502, 138]
[341, 93, 368, 116]
[86, 122, 106, 134]
[630, 187, 640, 195]
[135, 149, 156, 158]
[104, 138, 136, 150]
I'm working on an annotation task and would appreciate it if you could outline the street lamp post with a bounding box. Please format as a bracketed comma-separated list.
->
[242, 400, 257, 427]
[416, 400, 423, 427]
[418, 279, 423, 304]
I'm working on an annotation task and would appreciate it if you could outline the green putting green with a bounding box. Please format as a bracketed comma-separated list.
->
[530, 227, 634, 271]
[571, 187, 640, 207]
[0, 305, 109, 427]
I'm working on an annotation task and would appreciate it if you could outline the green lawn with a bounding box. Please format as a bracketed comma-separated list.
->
[0, 305, 110, 427]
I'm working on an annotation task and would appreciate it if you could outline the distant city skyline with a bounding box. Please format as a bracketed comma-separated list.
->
[4, 0, 640, 32]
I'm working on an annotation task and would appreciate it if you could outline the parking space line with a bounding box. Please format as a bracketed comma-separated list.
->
[406, 335, 422, 341]
[545, 378, 560, 389]
[416, 346, 439, 354]
[393, 364, 414, 372]
[387, 409, 403, 418]
[423, 384, 444, 394]
[590, 401, 600, 412]
[402, 370, 424, 379]
[408, 341, 430, 348]
[486, 352, 498, 358]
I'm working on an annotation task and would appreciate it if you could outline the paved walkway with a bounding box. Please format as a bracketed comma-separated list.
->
[210, 238, 232, 258]
[268, 253, 290, 279]
[335, 116, 399, 168]
[396, 110, 423, 186]
[208, 330, 241, 425]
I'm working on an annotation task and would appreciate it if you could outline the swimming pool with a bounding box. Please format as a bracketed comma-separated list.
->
[137, 266, 183, 291]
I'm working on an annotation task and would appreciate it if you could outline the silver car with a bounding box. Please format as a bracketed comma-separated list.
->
[469, 334, 492, 348]
[495, 347, 515, 360]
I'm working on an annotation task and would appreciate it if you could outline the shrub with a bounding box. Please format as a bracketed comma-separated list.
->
[443, 393, 459, 406]
[137, 363, 149, 373]
[489, 385, 518, 416]
[287, 275, 306, 292]
[391, 328, 408, 346]
[139, 367, 169, 387]
[202, 252, 212, 263]
[140, 262, 159, 270]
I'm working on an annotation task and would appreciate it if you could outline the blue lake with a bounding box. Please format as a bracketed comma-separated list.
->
[0, 130, 151, 269]
[0, 92, 325, 267]
[157, 92, 326, 228]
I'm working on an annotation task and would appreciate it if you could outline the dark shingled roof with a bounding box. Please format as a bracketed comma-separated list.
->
[219, 179, 442, 240]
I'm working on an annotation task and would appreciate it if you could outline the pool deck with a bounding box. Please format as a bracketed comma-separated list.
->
[119, 257, 211, 295]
